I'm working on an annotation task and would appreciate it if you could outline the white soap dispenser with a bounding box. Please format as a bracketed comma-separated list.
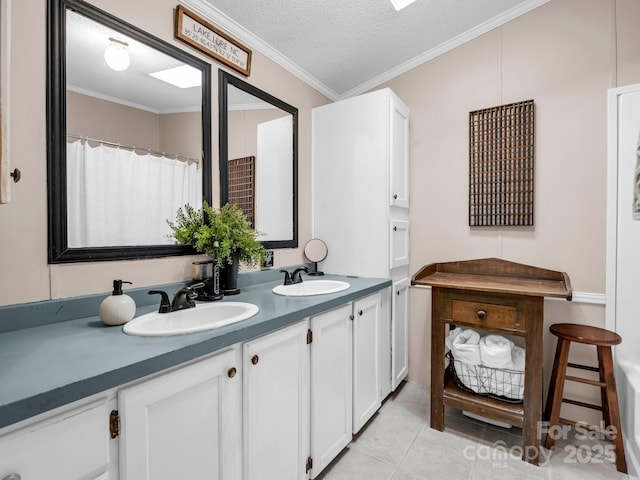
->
[99, 279, 136, 326]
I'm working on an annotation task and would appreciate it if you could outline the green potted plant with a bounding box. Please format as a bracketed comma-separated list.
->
[168, 202, 267, 294]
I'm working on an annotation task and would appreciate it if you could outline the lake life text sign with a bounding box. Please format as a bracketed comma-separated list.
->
[175, 5, 251, 76]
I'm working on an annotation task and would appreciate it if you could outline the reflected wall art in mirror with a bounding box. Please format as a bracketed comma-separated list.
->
[219, 70, 298, 249]
[47, 0, 212, 262]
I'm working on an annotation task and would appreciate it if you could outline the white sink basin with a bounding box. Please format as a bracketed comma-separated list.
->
[123, 302, 259, 336]
[272, 280, 350, 297]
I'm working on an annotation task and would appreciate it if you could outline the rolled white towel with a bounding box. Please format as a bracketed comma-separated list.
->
[511, 345, 525, 372]
[446, 327, 482, 365]
[480, 334, 514, 369]
[484, 343, 526, 400]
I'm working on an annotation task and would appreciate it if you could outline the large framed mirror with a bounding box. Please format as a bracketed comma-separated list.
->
[219, 70, 298, 249]
[47, 0, 212, 263]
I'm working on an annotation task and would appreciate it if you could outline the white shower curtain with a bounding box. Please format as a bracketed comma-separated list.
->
[67, 141, 202, 247]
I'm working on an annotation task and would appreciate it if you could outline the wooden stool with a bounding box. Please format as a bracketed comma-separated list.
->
[544, 323, 627, 473]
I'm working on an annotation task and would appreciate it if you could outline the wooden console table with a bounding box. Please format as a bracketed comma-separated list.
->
[411, 258, 572, 465]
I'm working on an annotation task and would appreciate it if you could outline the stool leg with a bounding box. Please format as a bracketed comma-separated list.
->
[544, 337, 570, 449]
[598, 346, 627, 474]
[597, 346, 612, 429]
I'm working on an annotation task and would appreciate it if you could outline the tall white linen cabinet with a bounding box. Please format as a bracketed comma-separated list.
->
[312, 88, 410, 395]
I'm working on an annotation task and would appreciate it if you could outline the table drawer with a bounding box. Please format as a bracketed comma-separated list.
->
[451, 300, 522, 331]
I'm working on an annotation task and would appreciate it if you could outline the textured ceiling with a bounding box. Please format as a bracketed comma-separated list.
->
[196, 0, 548, 98]
[67, 10, 201, 113]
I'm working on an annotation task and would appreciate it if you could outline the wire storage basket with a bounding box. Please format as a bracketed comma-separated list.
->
[446, 351, 525, 403]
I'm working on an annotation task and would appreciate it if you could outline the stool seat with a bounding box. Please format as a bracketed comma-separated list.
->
[549, 323, 622, 346]
[545, 323, 627, 473]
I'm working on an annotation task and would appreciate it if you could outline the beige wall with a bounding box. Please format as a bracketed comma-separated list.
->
[67, 91, 161, 151]
[2, 0, 640, 421]
[0, 0, 329, 308]
[378, 0, 640, 421]
[67, 91, 203, 161]
[227, 109, 289, 160]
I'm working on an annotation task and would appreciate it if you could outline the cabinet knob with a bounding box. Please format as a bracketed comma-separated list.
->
[3, 475, 21, 480]
[251, 355, 259, 365]
[358, 310, 363, 316]
[396, 290, 400, 295]
[393, 193, 398, 199]
[393, 226, 397, 231]
[349, 314, 354, 321]
[476, 310, 487, 320]
[228, 367, 237, 378]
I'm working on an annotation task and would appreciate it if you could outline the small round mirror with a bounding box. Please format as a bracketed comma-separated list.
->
[304, 238, 328, 276]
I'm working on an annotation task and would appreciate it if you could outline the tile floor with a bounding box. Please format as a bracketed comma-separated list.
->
[317, 382, 630, 480]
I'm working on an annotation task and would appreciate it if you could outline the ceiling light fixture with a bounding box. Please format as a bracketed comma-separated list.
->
[390, 0, 417, 11]
[104, 37, 130, 71]
[149, 65, 202, 89]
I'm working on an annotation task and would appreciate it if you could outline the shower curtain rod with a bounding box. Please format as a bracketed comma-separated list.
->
[66, 134, 201, 164]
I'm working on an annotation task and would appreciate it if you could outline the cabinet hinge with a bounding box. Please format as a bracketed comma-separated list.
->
[306, 456, 313, 473]
[109, 410, 120, 439]
[306, 329, 313, 344]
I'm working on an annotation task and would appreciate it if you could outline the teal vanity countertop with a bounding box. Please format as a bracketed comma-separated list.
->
[0, 274, 390, 430]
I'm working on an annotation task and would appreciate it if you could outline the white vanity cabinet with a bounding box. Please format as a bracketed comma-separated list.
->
[312, 88, 410, 395]
[310, 303, 353, 477]
[118, 347, 242, 480]
[243, 321, 311, 480]
[391, 278, 410, 390]
[352, 292, 382, 433]
[243, 292, 384, 479]
[0, 398, 111, 480]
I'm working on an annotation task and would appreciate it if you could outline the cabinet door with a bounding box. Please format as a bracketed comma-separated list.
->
[0, 399, 110, 480]
[389, 95, 409, 208]
[244, 321, 310, 480]
[390, 218, 409, 269]
[310, 304, 353, 478]
[392, 278, 410, 391]
[378, 287, 392, 400]
[352, 293, 382, 433]
[119, 347, 242, 480]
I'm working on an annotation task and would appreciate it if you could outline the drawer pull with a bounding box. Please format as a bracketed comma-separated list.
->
[251, 355, 259, 365]
[393, 193, 398, 199]
[228, 367, 237, 378]
[476, 310, 487, 320]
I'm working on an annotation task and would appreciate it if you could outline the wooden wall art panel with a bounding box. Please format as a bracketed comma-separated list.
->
[469, 100, 534, 226]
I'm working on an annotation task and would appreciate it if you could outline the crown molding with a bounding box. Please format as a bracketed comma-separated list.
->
[184, 0, 549, 101]
[181, 0, 339, 101]
[339, 0, 550, 99]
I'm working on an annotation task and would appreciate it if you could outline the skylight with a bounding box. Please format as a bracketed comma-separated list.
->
[390, 0, 417, 11]
[149, 65, 201, 89]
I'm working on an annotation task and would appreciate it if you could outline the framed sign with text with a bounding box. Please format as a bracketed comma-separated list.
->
[175, 5, 252, 76]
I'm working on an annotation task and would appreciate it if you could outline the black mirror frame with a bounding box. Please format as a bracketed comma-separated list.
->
[47, 0, 212, 263]
[218, 70, 298, 250]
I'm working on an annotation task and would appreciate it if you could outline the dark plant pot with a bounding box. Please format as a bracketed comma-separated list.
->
[220, 250, 240, 295]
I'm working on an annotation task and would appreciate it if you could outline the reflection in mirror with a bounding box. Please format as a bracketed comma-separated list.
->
[47, 0, 212, 262]
[219, 71, 298, 250]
